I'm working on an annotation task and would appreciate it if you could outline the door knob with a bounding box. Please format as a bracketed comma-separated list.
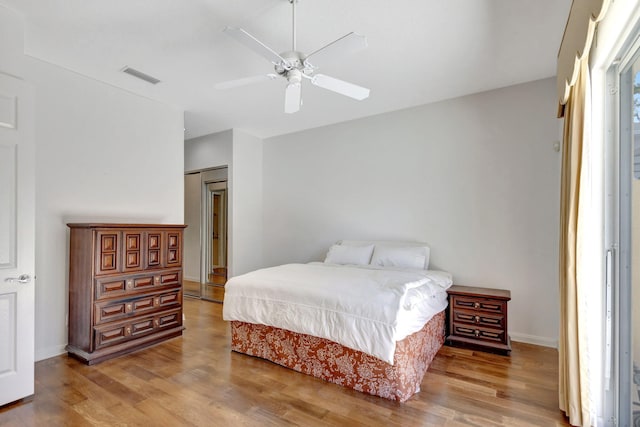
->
[4, 274, 32, 284]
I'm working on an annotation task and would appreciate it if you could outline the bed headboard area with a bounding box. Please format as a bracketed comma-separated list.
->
[330, 240, 431, 270]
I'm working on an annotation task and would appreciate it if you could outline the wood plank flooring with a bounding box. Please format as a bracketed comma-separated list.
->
[0, 299, 571, 426]
[184, 280, 225, 301]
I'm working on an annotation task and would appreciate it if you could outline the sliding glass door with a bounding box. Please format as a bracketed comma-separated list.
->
[605, 38, 640, 427]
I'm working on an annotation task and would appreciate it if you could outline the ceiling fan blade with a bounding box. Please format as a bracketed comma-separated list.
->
[304, 32, 367, 66]
[284, 82, 301, 114]
[214, 74, 278, 90]
[224, 27, 289, 66]
[311, 74, 370, 100]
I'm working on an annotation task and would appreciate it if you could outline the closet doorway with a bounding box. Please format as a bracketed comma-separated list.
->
[184, 167, 228, 302]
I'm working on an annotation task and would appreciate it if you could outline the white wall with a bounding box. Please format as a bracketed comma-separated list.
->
[183, 173, 201, 282]
[184, 130, 232, 173]
[262, 77, 561, 346]
[230, 129, 263, 276]
[23, 57, 184, 361]
[0, 5, 23, 77]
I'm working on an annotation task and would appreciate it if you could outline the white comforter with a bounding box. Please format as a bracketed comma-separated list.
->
[222, 262, 452, 364]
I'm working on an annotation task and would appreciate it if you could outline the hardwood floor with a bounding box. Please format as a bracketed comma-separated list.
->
[183, 280, 225, 301]
[183, 279, 200, 296]
[0, 299, 571, 426]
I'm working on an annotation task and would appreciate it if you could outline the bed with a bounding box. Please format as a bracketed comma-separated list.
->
[222, 240, 452, 402]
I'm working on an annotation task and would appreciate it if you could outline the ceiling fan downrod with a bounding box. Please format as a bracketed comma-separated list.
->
[290, 0, 298, 52]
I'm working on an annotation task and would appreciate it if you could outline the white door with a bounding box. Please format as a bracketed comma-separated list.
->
[0, 72, 35, 405]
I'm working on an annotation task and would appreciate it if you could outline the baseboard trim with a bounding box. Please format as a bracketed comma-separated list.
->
[510, 333, 558, 348]
[35, 345, 67, 362]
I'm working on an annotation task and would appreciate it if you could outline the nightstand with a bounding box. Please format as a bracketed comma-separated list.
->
[446, 285, 511, 355]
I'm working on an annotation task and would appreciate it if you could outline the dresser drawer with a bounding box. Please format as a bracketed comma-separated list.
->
[451, 295, 505, 314]
[94, 289, 182, 325]
[95, 270, 182, 300]
[451, 309, 505, 330]
[158, 271, 180, 286]
[93, 308, 182, 350]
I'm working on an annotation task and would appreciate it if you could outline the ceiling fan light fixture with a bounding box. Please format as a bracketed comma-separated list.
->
[285, 82, 302, 114]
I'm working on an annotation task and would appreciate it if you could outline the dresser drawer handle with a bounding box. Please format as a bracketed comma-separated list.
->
[126, 303, 132, 312]
[475, 315, 480, 323]
[126, 327, 131, 335]
[474, 302, 480, 309]
[474, 329, 480, 337]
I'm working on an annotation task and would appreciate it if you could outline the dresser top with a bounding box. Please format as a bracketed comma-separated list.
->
[67, 223, 187, 229]
[447, 285, 511, 300]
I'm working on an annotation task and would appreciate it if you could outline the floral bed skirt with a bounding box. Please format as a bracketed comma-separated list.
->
[230, 310, 445, 402]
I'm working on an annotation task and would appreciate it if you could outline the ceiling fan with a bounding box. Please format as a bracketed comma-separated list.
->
[215, 0, 370, 114]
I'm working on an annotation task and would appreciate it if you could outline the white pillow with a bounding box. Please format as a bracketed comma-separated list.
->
[370, 246, 429, 270]
[324, 244, 374, 265]
[339, 240, 430, 269]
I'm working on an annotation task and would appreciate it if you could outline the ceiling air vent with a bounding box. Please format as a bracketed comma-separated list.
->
[121, 66, 161, 85]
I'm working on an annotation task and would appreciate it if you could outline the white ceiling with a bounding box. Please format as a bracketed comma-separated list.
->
[1, 0, 571, 139]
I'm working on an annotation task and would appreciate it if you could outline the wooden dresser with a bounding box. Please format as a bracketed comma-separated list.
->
[446, 285, 511, 355]
[67, 223, 187, 364]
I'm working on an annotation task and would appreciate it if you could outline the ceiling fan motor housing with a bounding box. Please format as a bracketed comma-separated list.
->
[275, 51, 314, 77]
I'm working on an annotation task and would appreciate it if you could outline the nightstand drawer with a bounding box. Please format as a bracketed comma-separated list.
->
[451, 309, 505, 330]
[451, 323, 507, 344]
[451, 295, 505, 314]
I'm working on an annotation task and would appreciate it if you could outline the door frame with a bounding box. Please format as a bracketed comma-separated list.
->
[206, 183, 227, 272]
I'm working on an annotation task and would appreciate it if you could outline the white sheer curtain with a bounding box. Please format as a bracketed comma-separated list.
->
[557, 1, 610, 426]
[559, 56, 592, 426]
